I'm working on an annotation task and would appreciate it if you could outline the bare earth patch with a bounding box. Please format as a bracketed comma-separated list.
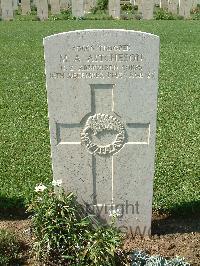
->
[125, 213, 200, 266]
[0, 213, 199, 265]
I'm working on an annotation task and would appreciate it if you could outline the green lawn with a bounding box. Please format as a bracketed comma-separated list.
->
[0, 20, 199, 215]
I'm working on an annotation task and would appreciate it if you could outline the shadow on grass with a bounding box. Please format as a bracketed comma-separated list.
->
[0, 195, 28, 220]
[152, 200, 200, 235]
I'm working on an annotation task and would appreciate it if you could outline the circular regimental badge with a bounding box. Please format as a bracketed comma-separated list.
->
[81, 113, 126, 156]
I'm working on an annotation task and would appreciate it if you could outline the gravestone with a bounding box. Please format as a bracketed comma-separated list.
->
[72, 0, 84, 17]
[37, 0, 48, 20]
[12, 0, 18, 10]
[108, 0, 120, 18]
[31, 0, 37, 7]
[141, 0, 154, 19]
[84, 0, 96, 13]
[1, 0, 13, 20]
[160, 0, 168, 9]
[44, 29, 159, 234]
[21, 0, 31, 15]
[191, 0, 197, 8]
[168, 0, 178, 14]
[179, 0, 192, 18]
[135, 0, 142, 12]
[50, 0, 60, 14]
[60, 0, 70, 10]
[154, 0, 160, 6]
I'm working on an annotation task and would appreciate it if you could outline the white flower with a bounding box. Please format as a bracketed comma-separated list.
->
[35, 184, 47, 192]
[109, 208, 121, 217]
[52, 179, 62, 187]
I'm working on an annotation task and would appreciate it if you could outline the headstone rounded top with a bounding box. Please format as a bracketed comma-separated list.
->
[43, 29, 159, 43]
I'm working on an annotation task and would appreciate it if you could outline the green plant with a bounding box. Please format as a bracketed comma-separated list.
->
[0, 229, 21, 265]
[121, 3, 133, 12]
[31, 4, 37, 12]
[96, 0, 108, 10]
[92, 0, 108, 13]
[28, 181, 125, 265]
[191, 4, 200, 19]
[155, 8, 177, 20]
[130, 250, 190, 266]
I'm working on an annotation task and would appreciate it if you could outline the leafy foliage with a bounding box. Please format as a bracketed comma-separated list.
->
[130, 251, 190, 266]
[154, 8, 181, 20]
[191, 4, 200, 20]
[96, 0, 108, 11]
[28, 184, 125, 265]
[121, 3, 134, 12]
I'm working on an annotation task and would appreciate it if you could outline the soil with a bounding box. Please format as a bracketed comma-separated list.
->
[124, 213, 200, 266]
[0, 212, 199, 266]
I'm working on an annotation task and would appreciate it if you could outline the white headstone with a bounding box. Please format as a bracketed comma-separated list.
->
[191, 0, 197, 8]
[135, 0, 142, 12]
[37, 0, 48, 20]
[154, 0, 160, 6]
[31, 0, 36, 7]
[50, 0, 60, 14]
[109, 0, 120, 18]
[21, 0, 31, 15]
[60, 0, 70, 10]
[141, 0, 154, 19]
[1, 0, 13, 20]
[72, 0, 84, 17]
[160, 0, 168, 9]
[168, 0, 178, 14]
[179, 0, 192, 17]
[44, 30, 159, 235]
[12, 0, 18, 10]
[84, 0, 96, 13]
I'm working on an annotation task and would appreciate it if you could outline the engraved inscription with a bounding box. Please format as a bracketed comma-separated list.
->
[49, 43, 156, 80]
[81, 113, 126, 156]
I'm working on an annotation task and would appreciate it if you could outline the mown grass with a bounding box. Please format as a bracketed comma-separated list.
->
[0, 20, 199, 215]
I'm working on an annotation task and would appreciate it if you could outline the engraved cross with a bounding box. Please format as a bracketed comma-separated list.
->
[56, 84, 150, 207]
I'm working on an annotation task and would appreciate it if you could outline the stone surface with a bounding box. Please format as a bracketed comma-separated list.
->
[37, 0, 48, 20]
[72, 0, 84, 17]
[154, 0, 160, 6]
[168, 0, 178, 14]
[31, 0, 37, 7]
[141, 0, 154, 19]
[60, 0, 70, 10]
[179, 0, 192, 18]
[44, 29, 159, 234]
[160, 0, 168, 9]
[84, 0, 96, 13]
[12, 0, 18, 10]
[1, 0, 13, 20]
[21, 0, 31, 15]
[191, 0, 197, 8]
[108, 0, 120, 18]
[135, 0, 142, 12]
[50, 0, 60, 14]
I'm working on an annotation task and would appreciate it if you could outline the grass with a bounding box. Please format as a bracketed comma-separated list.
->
[0, 20, 199, 215]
